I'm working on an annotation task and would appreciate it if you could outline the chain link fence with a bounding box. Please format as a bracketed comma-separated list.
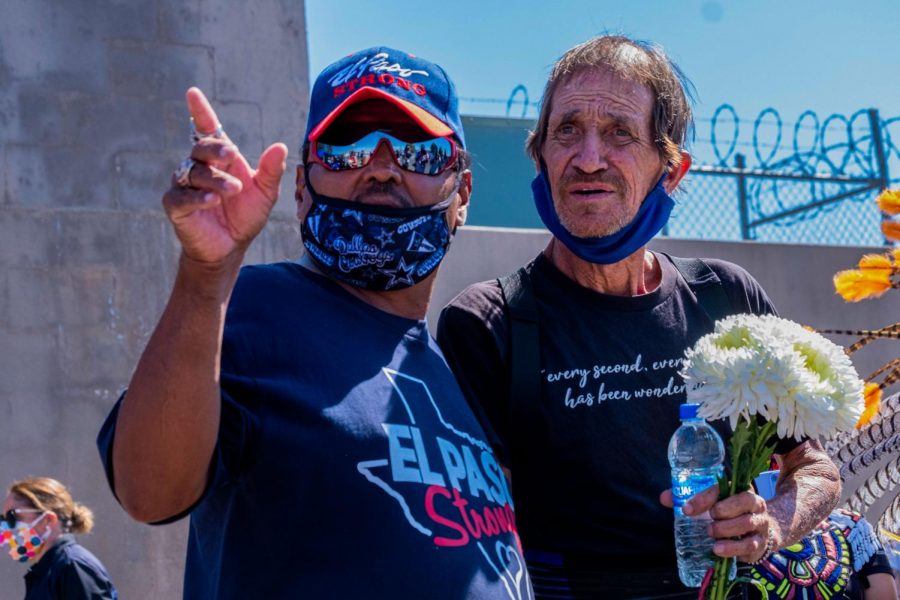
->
[671, 170, 888, 246]
[672, 107, 899, 246]
[667, 173, 744, 240]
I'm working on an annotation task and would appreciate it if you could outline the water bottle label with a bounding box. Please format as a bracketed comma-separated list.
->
[671, 468, 722, 510]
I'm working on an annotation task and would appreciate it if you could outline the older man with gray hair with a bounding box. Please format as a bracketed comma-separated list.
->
[438, 35, 840, 599]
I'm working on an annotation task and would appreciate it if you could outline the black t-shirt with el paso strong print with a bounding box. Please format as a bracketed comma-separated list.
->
[438, 252, 794, 570]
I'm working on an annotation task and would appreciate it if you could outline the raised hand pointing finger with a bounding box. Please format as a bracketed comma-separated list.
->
[164, 87, 287, 266]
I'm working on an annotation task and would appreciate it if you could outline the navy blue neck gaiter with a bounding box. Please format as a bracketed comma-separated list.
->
[532, 162, 674, 264]
[301, 167, 456, 291]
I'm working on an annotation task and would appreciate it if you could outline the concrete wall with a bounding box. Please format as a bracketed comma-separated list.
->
[432, 228, 897, 389]
[0, 1, 308, 597]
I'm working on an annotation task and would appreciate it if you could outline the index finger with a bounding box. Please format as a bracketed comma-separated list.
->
[709, 490, 766, 520]
[683, 483, 718, 516]
[186, 87, 221, 136]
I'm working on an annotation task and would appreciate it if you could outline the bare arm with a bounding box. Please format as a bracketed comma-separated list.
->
[767, 439, 841, 547]
[112, 256, 239, 522]
[111, 88, 286, 523]
[863, 573, 899, 600]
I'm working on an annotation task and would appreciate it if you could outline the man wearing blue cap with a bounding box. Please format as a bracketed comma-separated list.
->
[438, 35, 841, 598]
[97, 48, 532, 599]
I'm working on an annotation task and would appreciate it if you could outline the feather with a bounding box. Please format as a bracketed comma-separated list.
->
[833, 269, 893, 301]
[815, 323, 900, 355]
[858, 253, 895, 271]
[882, 221, 900, 242]
[830, 510, 880, 570]
[866, 358, 900, 382]
[877, 189, 900, 215]
[826, 393, 900, 455]
[856, 383, 882, 429]
[826, 392, 900, 549]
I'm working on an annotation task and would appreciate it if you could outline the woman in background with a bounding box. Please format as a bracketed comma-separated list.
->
[1, 477, 117, 599]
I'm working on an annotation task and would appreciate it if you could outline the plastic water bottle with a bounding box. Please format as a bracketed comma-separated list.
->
[668, 403, 725, 588]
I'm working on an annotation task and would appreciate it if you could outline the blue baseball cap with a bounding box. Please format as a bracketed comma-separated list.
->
[305, 47, 466, 148]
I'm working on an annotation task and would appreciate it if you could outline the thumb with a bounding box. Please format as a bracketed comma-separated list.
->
[253, 142, 289, 200]
[659, 489, 674, 508]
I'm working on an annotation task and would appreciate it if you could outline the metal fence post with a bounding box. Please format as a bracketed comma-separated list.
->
[869, 109, 890, 188]
[868, 109, 892, 246]
[735, 153, 750, 240]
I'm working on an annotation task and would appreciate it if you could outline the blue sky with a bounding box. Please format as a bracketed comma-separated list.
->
[306, 0, 899, 156]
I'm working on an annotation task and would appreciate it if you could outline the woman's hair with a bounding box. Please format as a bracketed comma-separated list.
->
[9, 477, 94, 534]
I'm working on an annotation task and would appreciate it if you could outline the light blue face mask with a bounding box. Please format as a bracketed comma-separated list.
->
[531, 162, 674, 264]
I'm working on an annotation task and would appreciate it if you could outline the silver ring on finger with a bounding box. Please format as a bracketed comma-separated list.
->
[174, 157, 198, 188]
[190, 117, 227, 143]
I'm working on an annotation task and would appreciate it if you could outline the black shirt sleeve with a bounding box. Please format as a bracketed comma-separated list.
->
[95, 383, 259, 525]
[703, 257, 778, 319]
[437, 281, 511, 463]
[859, 546, 896, 578]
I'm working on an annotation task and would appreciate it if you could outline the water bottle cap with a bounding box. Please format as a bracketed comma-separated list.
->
[679, 403, 700, 420]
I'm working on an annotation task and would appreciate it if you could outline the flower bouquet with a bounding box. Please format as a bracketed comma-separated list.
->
[680, 313, 865, 599]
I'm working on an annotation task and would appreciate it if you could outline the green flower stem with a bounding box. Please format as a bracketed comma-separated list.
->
[704, 418, 777, 600]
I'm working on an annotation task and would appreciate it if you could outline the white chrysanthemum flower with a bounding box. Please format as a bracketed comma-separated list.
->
[682, 314, 864, 441]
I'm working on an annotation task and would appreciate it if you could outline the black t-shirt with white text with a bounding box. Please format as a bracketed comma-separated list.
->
[438, 252, 782, 570]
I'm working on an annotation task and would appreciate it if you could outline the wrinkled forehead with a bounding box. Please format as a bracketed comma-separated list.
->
[548, 67, 655, 123]
[567, 63, 653, 91]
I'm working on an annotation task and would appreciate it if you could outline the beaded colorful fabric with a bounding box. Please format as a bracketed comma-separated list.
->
[749, 509, 880, 600]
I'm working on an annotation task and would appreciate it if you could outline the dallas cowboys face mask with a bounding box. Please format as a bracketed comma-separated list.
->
[301, 167, 457, 291]
[532, 161, 674, 265]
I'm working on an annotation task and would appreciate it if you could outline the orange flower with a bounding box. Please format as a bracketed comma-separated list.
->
[877, 189, 900, 215]
[855, 383, 882, 428]
[882, 220, 900, 241]
[833, 269, 893, 301]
